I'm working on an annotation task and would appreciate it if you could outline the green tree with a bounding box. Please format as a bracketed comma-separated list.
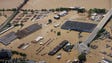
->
[48, 19, 52, 24]
[31, 9, 34, 14]
[59, 7, 71, 11]
[6, 9, 12, 11]
[77, 8, 86, 13]
[41, 9, 47, 11]
[88, 9, 93, 17]
[56, 8, 60, 11]
[4, 15, 7, 18]
[19, 53, 27, 57]
[89, 8, 106, 14]
[78, 53, 86, 62]
[49, 9, 55, 12]
[12, 8, 17, 11]
[2, 8, 5, 16]
[11, 50, 19, 55]
[20, 23, 24, 27]
[57, 32, 61, 36]
[6, 23, 11, 27]
[23, 10, 28, 14]
[0, 12, 2, 16]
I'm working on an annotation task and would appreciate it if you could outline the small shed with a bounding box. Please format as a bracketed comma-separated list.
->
[35, 36, 44, 42]
[58, 11, 68, 17]
[54, 15, 60, 19]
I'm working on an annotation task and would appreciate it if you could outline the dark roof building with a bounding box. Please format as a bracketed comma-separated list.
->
[0, 49, 12, 60]
[16, 23, 42, 39]
[26, 60, 36, 63]
[61, 21, 97, 33]
[48, 40, 69, 56]
[0, 32, 17, 45]
[102, 58, 112, 63]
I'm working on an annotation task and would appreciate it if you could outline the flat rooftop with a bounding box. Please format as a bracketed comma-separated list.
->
[0, 32, 17, 45]
[61, 21, 97, 33]
[16, 23, 42, 39]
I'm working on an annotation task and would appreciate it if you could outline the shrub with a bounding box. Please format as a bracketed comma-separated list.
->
[11, 50, 27, 57]
[48, 19, 52, 24]
[57, 32, 61, 36]
[78, 53, 86, 62]
[77, 8, 86, 13]
[88, 8, 106, 14]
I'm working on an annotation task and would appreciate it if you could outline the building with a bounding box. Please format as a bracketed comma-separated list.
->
[61, 21, 97, 33]
[0, 32, 17, 45]
[54, 15, 60, 19]
[101, 59, 112, 63]
[16, 23, 42, 39]
[0, 49, 12, 60]
[48, 40, 69, 55]
[26, 60, 36, 63]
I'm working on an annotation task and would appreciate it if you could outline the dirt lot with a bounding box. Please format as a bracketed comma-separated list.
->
[0, 11, 91, 63]
[0, 0, 23, 9]
[23, 0, 111, 10]
[0, 0, 112, 63]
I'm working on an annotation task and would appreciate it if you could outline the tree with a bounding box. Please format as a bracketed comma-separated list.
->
[31, 9, 34, 14]
[20, 23, 24, 27]
[89, 8, 106, 14]
[56, 8, 60, 11]
[0, 12, 2, 16]
[2, 8, 5, 16]
[11, 50, 27, 57]
[14, 24, 19, 27]
[11, 50, 19, 55]
[23, 10, 28, 14]
[59, 7, 71, 11]
[4, 15, 7, 18]
[77, 8, 86, 13]
[94, 28, 106, 40]
[12, 8, 17, 11]
[19, 53, 27, 57]
[6, 9, 12, 11]
[57, 32, 61, 36]
[7, 23, 11, 27]
[78, 53, 86, 62]
[88, 9, 93, 17]
[41, 9, 47, 11]
[49, 9, 55, 12]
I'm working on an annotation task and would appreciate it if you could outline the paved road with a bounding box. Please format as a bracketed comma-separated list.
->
[78, 8, 112, 53]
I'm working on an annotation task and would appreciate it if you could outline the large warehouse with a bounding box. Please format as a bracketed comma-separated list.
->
[16, 23, 42, 39]
[0, 32, 17, 45]
[61, 21, 97, 33]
